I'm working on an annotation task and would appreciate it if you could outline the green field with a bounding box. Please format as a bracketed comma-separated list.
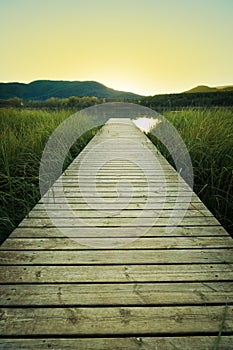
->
[0, 107, 232, 243]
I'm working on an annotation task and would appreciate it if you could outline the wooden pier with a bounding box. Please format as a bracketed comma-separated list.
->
[0, 119, 233, 349]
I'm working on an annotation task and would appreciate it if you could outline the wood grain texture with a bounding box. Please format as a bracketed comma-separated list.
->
[0, 305, 233, 336]
[1, 264, 232, 283]
[0, 336, 233, 350]
[18, 216, 221, 228]
[1, 282, 233, 306]
[1, 236, 232, 250]
[1, 248, 233, 265]
[10, 225, 228, 238]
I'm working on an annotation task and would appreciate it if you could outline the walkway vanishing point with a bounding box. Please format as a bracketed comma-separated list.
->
[0, 118, 233, 349]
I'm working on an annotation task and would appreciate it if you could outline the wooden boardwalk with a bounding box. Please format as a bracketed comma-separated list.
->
[0, 118, 233, 349]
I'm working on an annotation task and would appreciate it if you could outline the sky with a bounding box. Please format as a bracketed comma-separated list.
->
[0, 0, 232, 95]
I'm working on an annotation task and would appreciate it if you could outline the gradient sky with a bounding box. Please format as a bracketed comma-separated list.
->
[0, 0, 232, 95]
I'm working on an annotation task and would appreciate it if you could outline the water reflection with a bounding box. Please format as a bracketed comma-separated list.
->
[133, 117, 161, 133]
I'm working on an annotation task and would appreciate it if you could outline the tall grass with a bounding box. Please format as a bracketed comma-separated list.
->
[148, 107, 233, 234]
[0, 108, 99, 243]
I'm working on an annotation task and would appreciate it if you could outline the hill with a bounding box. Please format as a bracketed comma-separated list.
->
[140, 90, 233, 109]
[216, 85, 233, 91]
[185, 85, 233, 93]
[0, 80, 142, 100]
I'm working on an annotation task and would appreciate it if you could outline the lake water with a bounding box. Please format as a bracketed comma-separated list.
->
[133, 117, 160, 133]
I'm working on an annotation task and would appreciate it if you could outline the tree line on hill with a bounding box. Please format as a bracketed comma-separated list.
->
[0, 91, 232, 110]
[0, 96, 106, 109]
[139, 91, 233, 109]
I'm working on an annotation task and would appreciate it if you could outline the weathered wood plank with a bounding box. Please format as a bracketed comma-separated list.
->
[1, 236, 233, 250]
[1, 264, 232, 283]
[33, 201, 208, 210]
[1, 282, 233, 306]
[39, 195, 203, 204]
[0, 336, 233, 350]
[27, 208, 211, 219]
[44, 191, 194, 199]
[10, 225, 228, 238]
[47, 188, 192, 193]
[58, 176, 181, 181]
[1, 249, 232, 265]
[0, 249, 233, 265]
[52, 183, 191, 189]
[55, 183, 186, 188]
[18, 216, 221, 228]
[70, 170, 178, 176]
[0, 305, 232, 336]
[61, 180, 182, 187]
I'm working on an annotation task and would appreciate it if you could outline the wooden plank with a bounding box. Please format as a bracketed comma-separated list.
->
[45, 190, 193, 196]
[1, 249, 232, 265]
[1, 282, 233, 306]
[39, 195, 203, 204]
[33, 201, 208, 210]
[63, 171, 180, 176]
[52, 185, 191, 191]
[59, 182, 186, 187]
[10, 225, 228, 238]
[1, 236, 233, 250]
[52, 183, 191, 189]
[64, 171, 179, 176]
[59, 176, 180, 181]
[1, 336, 233, 350]
[1, 264, 232, 283]
[73, 163, 153, 170]
[0, 305, 232, 336]
[18, 216, 221, 227]
[0, 246, 233, 265]
[65, 177, 182, 182]
[27, 208, 211, 219]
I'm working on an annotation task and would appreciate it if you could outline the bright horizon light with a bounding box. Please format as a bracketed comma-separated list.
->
[0, 0, 232, 96]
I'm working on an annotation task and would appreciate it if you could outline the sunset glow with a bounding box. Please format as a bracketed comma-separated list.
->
[0, 0, 232, 95]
